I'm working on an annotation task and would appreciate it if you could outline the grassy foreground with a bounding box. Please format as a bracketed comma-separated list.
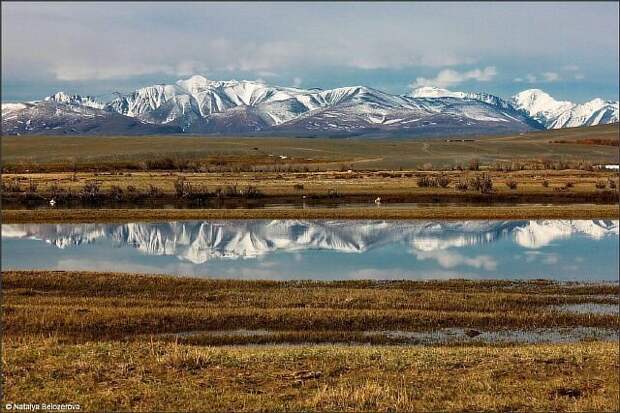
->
[4, 337, 618, 412]
[3, 271, 619, 411]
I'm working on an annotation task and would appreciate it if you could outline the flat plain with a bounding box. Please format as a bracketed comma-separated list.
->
[2, 125, 619, 412]
[2, 124, 618, 171]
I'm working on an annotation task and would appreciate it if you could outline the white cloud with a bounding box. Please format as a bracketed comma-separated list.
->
[514, 72, 565, 84]
[2, 2, 617, 93]
[51, 61, 210, 82]
[542, 72, 560, 82]
[414, 250, 497, 271]
[562, 64, 580, 71]
[574, 73, 585, 80]
[292, 77, 303, 87]
[409, 66, 497, 89]
[525, 74, 538, 83]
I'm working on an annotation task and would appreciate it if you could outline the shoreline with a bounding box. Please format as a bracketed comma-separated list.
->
[3, 204, 619, 223]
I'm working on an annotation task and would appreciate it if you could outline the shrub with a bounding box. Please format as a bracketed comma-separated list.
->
[480, 174, 493, 193]
[455, 180, 468, 191]
[81, 181, 100, 200]
[437, 174, 450, 188]
[468, 158, 480, 171]
[109, 185, 124, 201]
[469, 174, 493, 193]
[608, 179, 617, 189]
[595, 180, 607, 189]
[49, 182, 62, 195]
[174, 177, 189, 198]
[542, 180, 549, 188]
[146, 158, 176, 171]
[147, 185, 162, 197]
[224, 185, 239, 197]
[1, 179, 21, 193]
[242, 185, 262, 198]
[126, 185, 137, 193]
[327, 189, 341, 198]
[417, 176, 433, 187]
[505, 179, 518, 190]
[27, 179, 38, 193]
[564, 181, 574, 189]
[293, 183, 304, 191]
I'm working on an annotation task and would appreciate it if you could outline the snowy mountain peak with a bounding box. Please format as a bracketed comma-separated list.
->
[44, 91, 104, 109]
[409, 86, 465, 98]
[512, 89, 619, 129]
[175, 75, 211, 93]
[45, 91, 72, 103]
[512, 89, 571, 114]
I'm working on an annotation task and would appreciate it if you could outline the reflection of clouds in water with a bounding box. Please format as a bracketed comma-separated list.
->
[542, 255, 559, 265]
[413, 250, 497, 271]
[57, 258, 204, 277]
[523, 251, 560, 265]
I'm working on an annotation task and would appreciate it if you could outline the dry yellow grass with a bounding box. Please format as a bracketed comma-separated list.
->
[2, 123, 618, 171]
[3, 169, 618, 197]
[3, 337, 618, 412]
[4, 271, 619, 340]
[3, 271, 619, 411]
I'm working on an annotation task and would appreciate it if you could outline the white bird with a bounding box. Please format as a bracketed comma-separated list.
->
[374, 197, 381, 204]
[49, 199, 56, 207]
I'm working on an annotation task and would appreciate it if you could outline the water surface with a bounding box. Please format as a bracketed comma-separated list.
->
[2, 219, 618, 280]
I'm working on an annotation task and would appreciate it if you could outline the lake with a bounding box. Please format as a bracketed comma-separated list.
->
[2, 219, 618, 280]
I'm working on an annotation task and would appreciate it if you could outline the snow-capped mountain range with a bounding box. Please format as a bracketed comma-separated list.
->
[3, 220, 617, 264]
[1, 75, 617, 137]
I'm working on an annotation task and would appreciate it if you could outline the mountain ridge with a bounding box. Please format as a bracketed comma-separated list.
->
[2, 76, 618, 137]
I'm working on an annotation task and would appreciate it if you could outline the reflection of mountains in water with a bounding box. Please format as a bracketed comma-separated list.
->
[3, 220, 618, 264]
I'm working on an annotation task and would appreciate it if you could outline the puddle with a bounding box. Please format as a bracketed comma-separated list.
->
[551, 303, 619, 315]
[376, 327, 619, 344]
[149, 327, 619, 345]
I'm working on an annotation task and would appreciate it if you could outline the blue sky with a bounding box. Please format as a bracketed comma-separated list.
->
[2, 2, 618, 102]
